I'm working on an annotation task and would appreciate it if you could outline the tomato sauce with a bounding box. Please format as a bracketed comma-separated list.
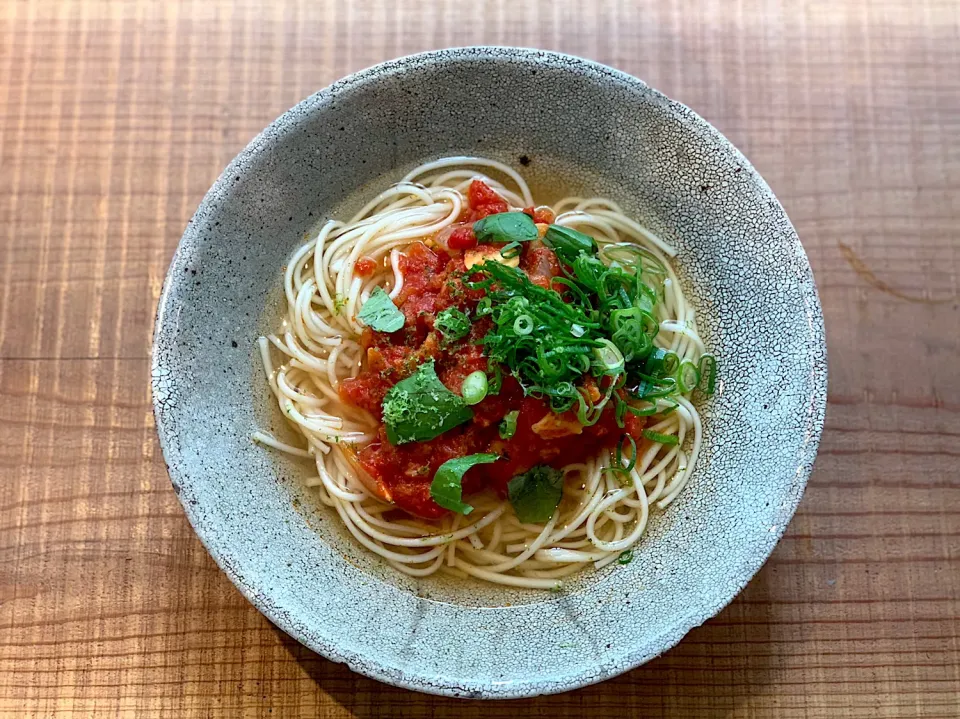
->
[338, 181, 645, 519]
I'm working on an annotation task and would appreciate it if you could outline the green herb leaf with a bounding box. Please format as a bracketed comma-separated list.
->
[507, 465, 564, 523]
[543, 225, 598, 263]
[430, 453, 499, 514]
[435, 307, 471, 342]
[357, 287, 405, 332]
[382, 361, 473, 444]
[473, 212, 538, 244]
[499, 410, 519, 439]
[618, 549, 634, 564]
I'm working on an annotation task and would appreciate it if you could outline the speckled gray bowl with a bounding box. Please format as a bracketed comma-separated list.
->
[152, 48, 826, 698]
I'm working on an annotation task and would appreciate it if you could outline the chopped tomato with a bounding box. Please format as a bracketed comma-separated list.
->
[523, 206, 556, 224]
[357, 425, 483, 519]
[354, 256, 377, 277]
[447, 226, 477, 250]
[467, 179, 509, 221]
[520, 240, 562, 289]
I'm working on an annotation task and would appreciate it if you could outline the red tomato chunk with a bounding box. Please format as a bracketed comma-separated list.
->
[354, 256, 378, 277]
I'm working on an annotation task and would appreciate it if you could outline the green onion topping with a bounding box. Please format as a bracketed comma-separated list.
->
[641, 429, 679, 446]
[644, 347, 679, 378]
[499, 410, 519, 439]
[499, 241, 523, 259]
[468, 236, 675, 426]
[698, 353, 717, 395]
[513, 314, 534, 335]
[592, 339, 625, 376]
[461, 370, 488, 405]
[677, 360, 701, 394]
[614, 434, 638, 474]
[486, 361, 503, 396]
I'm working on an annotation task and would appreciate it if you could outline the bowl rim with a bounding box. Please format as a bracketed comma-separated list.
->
[152, 45, 827, 698]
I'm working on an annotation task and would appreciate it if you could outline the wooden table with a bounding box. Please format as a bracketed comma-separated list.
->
[2, 1, 958, 716]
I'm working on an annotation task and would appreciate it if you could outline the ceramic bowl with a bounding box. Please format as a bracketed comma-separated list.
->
[152, 47, 826, 698]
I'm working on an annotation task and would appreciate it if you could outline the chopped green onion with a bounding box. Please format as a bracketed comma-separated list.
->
[461, 370, 488, 405]
[486, 361, 502, 396]
[625, 400, 660, 417]
[463, 272, 495, 291]
[631, 373, 677, 400]
[618, 549, 634, 565]
[592, 339, 625, 375]
[499, 410, 519, 439]
[642, 429, 679, 446]
[513, 314, 534, 335]
[466, 236, 717, 427]
[599, 243, 668, 297]
[644, 347, 680, 377]
[659, 398, 680, 415]
[615, 434, 638, 474]
[698, 353, 717, 394]
[677, 360, 701, 393]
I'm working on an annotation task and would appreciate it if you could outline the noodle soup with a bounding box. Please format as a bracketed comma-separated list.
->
[255, 157, 714, 590]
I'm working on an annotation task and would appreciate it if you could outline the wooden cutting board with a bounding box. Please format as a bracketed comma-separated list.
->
[1, 0, 958, 716]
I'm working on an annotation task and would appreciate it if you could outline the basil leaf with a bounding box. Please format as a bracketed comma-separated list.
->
[435, 307, 471, 342]
[507, 465, 564, 523]
[473, 212, 538, 244]
[382, 361, 473, 445]
[430, 453, 499, 514]
[543, 225, 598, 264]
[499, 410, 519, 439]
[357, 287, 405, 332]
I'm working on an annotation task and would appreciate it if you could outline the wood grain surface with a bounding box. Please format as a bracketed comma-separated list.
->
[2, 0, 959, 716]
